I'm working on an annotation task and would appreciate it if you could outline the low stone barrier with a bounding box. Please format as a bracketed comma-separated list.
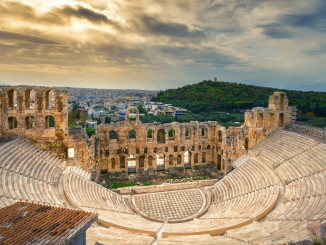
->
[114, 179, 218, 195]
[289, 123, 326, 141]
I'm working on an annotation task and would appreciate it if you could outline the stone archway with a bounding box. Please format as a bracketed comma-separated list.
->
[157, 129, 165, 143]
[156, 153, 165, 171]
[279, 113, 284, 127]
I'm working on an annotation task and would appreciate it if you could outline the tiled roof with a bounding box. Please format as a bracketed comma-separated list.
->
[0, 202, 98, 245]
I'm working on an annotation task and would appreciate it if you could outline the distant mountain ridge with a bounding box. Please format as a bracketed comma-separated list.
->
[152, 80, 326, 117]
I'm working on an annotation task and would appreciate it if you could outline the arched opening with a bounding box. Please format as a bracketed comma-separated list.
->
[45, 90, 55, 109]
[244, 138, 249, 152]
[269, 113, 275, 127]
[168, 128, 175, 139]
[279, 113, 284, 127]
[280, 94, 285, 110]
[25, 89, 35, 109]
[185, 128, 191, 139]
[119, 156, 125, 169]
[218, 130, 222, 143]
[169, 154, 173, 165]
[202, 152, 206, 163]
[109, 130, 118, 140]
[139, 156, 145, 168]
[257, 113, 263, 128]
[194, 153, 198, 164]
[129, 130, 136, 139]
[177, 154, 182, 164]
[147, 129, 153, 138]
[184, 151, 191, 169]
[157, 129, 165, 143]
[25, 116, 36, 129]
[201, 128, 207, 137]
[45, 115, 55, 128]
[148, 156, 153, 167]
[8, 117, 18, 130]
[207, 145, 211, 150]
[111, 158, 116, 170]
[127, 155, 136, 173]
[156, 153, 165, 171]
[8, 89, 17, 109]
[217, 154, 222, 170]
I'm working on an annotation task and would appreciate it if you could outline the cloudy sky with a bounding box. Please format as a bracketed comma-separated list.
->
[0, 0, 325, 91]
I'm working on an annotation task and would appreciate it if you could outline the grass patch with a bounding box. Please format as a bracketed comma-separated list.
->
[110, 181, 153, 189]
[111, 182, 135, 189]
[193, 176, 209, 180]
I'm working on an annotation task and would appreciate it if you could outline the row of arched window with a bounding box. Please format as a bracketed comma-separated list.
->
[106, 152, 224, 171]
[256, 112, 284, 128]
[107, 128, 223, 142]
[7, 116, 55, 130]
[5, 89, 55, 110]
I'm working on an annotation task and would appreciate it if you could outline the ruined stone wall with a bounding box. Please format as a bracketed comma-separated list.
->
[96, 109, 245, 175]
[96, 116, 229, 173]
[244, 92, 294, 149]
[96, 92, 293, 176]
[0, 86, 69, 158]
[0, 87, 294, 176]
[68, 127, 96, 170]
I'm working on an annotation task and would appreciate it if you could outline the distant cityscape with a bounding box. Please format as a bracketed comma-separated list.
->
[67, 87, 189, 129]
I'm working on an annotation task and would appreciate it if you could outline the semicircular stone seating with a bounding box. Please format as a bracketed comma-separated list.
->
[0, 138, 69, 208]
[0, 129, 326, 245]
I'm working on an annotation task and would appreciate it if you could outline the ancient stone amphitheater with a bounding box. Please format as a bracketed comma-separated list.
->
[0, 128, 325, 244]
[0, 87, 325, 244]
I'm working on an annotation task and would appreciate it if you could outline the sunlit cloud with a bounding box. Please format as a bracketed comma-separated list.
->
[0, 0, 325, 91]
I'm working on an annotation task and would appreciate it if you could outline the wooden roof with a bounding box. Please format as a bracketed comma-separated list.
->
[0, 202, 97, 245]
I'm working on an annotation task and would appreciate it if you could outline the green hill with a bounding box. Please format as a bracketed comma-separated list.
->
[152, 80, 326, 116]
[151, 80, 326, 127]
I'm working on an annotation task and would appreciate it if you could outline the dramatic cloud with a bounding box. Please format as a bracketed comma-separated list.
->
[140, 16, 206, 38]
[55, 5, 113, 24]
[0, 0, 325, 91]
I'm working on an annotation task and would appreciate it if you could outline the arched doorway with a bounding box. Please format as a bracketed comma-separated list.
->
[157, 129, 165, 143]
[184, 151, 191, 169]
[119, 156, 125, 169]
[111, 158, 116, 170]
[269, 113, 275, 127]
[25, 116, 36, 129]
[257, 113, 263, 128]
[218, 130, 222, 143]
[217, 154, 222, 170]
[177, 154, 181, 164]
[8, 117, 18, 130]
[169, 154, 173, 165]
[279, 113, 284, 127]
[148, 156, 153, 168]
[194, 153, 198, 164]
[244, 138, 249, 152]
[45, 115, 55, 128]
[156, 153, 165, 171]
[139, 155, 145, 169]
[202, 152, 206, 164]
[127, 155, 136, 174]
